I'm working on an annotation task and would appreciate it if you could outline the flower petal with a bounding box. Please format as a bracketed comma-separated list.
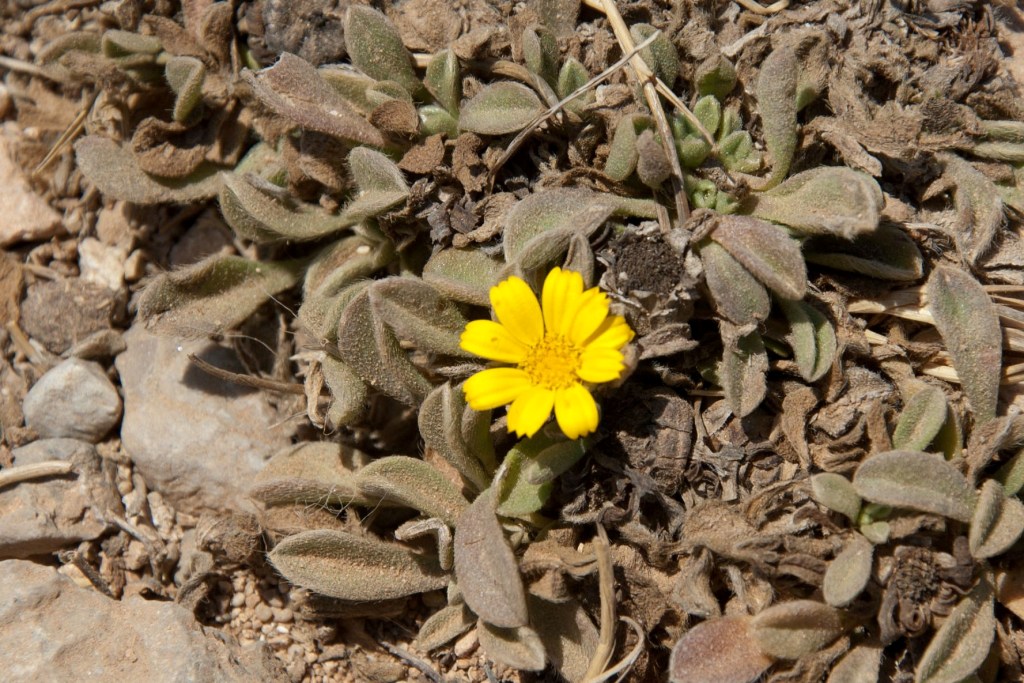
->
[463, 368, 534, 410]
[569, 288, 610, 345]
[507, 387, 555, 438]
[460, 319, 528, 363]
[577, 347, 626, 383]
[582, 315, 634, 350]
[490, 276, 544, 346]
[554, 384, 599, 439]
[542, 267, 584, 336]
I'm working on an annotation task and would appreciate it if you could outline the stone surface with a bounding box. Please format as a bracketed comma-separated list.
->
[1, 439, 119, 559]
[0, 559, 286, 682]
[0, 133, 62, 247]
[22, 359, 122, 442]
[115, 326, 294, 514]
[79, 236, 129, 291]
[20, 279, 115, 354]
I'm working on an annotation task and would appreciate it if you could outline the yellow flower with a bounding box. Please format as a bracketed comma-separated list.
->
[460, 267, 634, 440]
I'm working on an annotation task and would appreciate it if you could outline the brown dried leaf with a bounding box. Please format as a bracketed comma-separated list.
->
[938, 153, 1004, 265]
[718, 324, 768, 418]
[669, 615, 773, 683]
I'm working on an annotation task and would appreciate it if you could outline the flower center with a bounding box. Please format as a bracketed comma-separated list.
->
[520, 334, 582, 390]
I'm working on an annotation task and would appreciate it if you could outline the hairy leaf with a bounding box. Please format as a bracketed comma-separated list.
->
[459, 82, 544, 135]
[250, 442, 374, 507]
[478, 622, 547, 672]
[219, 172, 351, 242]
[915, 578, 994, 683]
[969, 479, 1024, 559]
[321, 355, 367, 428]
[630, 23, 678, 86]
[778, 297, 836, 382]
[415, 602, 475, 651]
[811, 473, 862, 522]
[557, 57, 591, 116]
[357, 456, 469, 527]
[939, 153, 1004, 265]
[751, 600, 845, 660]
[454, 488, 529, 628]
[669, 616, 773, 683]
[827, 645, 882, 683]
[996, 449, 1024, 496]
[165, 55, 206, 122]
[498, 426, 584, 516]
[424, 49, 461, 115]
[423, 247, 505, 307]
[340, 146, 409, 224]
[529, 597, 599, 683]
[318, 66, 377, 115]
[419, 382, 494, 492]
[711, 215, 807, 300]
[892, 386, 948, 452]
[853, 450, 975, 522]
[522, 25, 559, 88]
[344, 6, 420, 95]
[269, 529, 448, 600]
[605, 114, 649, 181]
[370, 277, 470, 357]
[804, 222, 923, 281]
[927, 265, 1002, 424]
[755, 45, 798, 188]
[696, 54, 737, 99]
[749, 167, 883, 238]
[823, 533, 873, 607]
[700, 240, 770, 326]
[719, 326, 768, 418]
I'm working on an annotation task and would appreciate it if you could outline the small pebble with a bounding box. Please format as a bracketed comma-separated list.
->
[453, 629, 478, 657]
[272, 607, 293, 623]
[255, 603, 273, 623]
[245, 593, 260, 609]
[230, 593, 245, 608]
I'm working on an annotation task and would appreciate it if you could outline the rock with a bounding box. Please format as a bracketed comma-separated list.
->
[0, 559, 287, 682]
[0, 133, 62, 247]
[22, 359, 122, 442]
[115, 326, 294, 514]
[20, 279, 115, 354]
[79, 237, 129, 291]
[1, 439, 119, 559]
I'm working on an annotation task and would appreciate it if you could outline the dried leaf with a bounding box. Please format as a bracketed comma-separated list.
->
[755, 45, 798, 188]
[711, 214, 807, 300]
[969, 479, 1024, 559]
[669, 615, 773, 683]
[926, 266, 1002, 424]
[74, 136, 222, 204]
[415, 602, 475, 651]
[529, 597, 598, 683]
[810, 473, 862, 523]
[699, 240, 770, 325]
[459, 82, 544, 136]
[804, 222, 923, 281]
[636, 129, 671, 188]
[778, 297, 836, 382]
[137, 254, 301, 338]
[424, 49, 461, 115]
[344, 5, 420, 95]
[269, 529, 448, 600]
[823, 533, 873, 607]
[454, 488, 529, 628]
[357, 456, 469, 527]
[751, 600, 845, 660]
[719, 326, 768, 418]
[478, 622, 547, 671]
[892, 386, 948, 452]
[250, 442, 374, 507]
[219, 172, 350, 242]
[370, 277, 470, 357]
[826, 644, 882, 683]
[852, 450, 975, 522]
[419, 382, 494, 492]
[423, 247, 505, 307]
[748, 167, 883, 239]
[915, 578, 994, 683]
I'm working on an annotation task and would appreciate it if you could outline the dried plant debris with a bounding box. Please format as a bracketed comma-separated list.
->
[3, 0, 1023, 681]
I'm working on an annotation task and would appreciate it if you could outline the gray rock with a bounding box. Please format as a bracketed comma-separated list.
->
[0, 559, 286, 682]
[0, 132, 62, 247]
[22, 358, 122, 442]
[1, 440, 119, 559]
[20, 279, 115, 354]
[115, 327, 294, 514]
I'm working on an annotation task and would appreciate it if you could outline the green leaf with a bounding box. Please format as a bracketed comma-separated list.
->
[454, 488, 529, 628]
[344, 5, 420, 95]
[478, 622, 547, 671]
[778, 298, 836, 382]
[755, 45, 798, 188]
[419, 104, 460, 138]
[695, 54, 737, 99]
[522, 25, 559, 88]
[424, 49, 461, 115]
[927, 265, 1002, 424]
[748, 167, 883, 239]
[137, 254, 301, 338]
[827, 645, 883, 683]
[250, 442, 374, 507]
[605, 114, 650, 181]
[969, 479, 1024, 559]
[165, 56, 206, 123]
[915, 578, 994, 683]
[497, 425, 586, 516]
[803, 221, 923, 281]
[321, 355, 367, 429]
[101, 29, 161, 57]
[630, 23, 679, 86]
[423, 247, 505, 307]
[419, 382, 494, 492]
[750, 600, 845, 660]
[269, 529, 448, 601]
[719, 130, 761, 173]
[699, 240, 769, 326]
[219, 172, 351, 242]
[995, 448, 1024, 496]
[556, 57, 591, 116]
[693, 96, 722, 137]
[822, 533, 873, 607]
[719, 326, 768, 418]
[810, 473, 862, 523]
[502, 188, 615, 263]
[356, 456, 469, 527]
[711, 214, 807, 300]
[339, 147, 410, 224]
[369, 277, 470, 357]
[892, 385, 948, 452]
[415, 602, 475, 651]
[459, 82, 545, 135]
[853, 450, 975, 522]
[318, 65, 377, 115]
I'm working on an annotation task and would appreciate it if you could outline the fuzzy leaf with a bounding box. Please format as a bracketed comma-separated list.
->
[927, 265, 1002, 424]
[321, 355, 367, 428]
[827, 645, 882, 683]
[419, 382, 494, 492]
[318, 66, 377, 115]
[755, 45, 798, 188]
[423, 247, 505, 307]
[719, 327, 768, 418]
[939, 153, 1004, 264]
[102, 29, 161, 57]
[503, 188, 614, 263]
[630, 23, 678, 86]
[853, 450, 974, 522]
[557, 57, 591, 115]
[969, 479, 1024, 559]
[915, 578, 994, 683]
[165, 55, 206, 122]
[693, 96, 722, 138]
[749, 167, 883, 239]
[669, 616, 773, 683]
[892, 386, 948, 452]
[811, 473, 862, 522]
[415, 602, 475, 651]
[696, 54, 737, 99]
[370, 277, 470, 357]
[522, 25, 559, 87]
[778, 298, 836, 382]
[75, 136, 222, 203]
[823, 533, 873, 607]
[719, 130, 760, 173]
[711, 215, 806, 300]
[701, 237, 768, 326]
[804, 222, 923, 281]
[357, 456, 469, 527]
[344, 6, 419, 95]
[269, 529, 448, 601]
[336, 288, 432, 405]
[243, 53, 387, 147]
[497, 426, 583, 516]
[478, 622, 546, 671]
[425, 49, 461, 115]
[459, 82, 544, 135]
[250, 442, 373, 507]
[454, 488, 529, 628]
[340, 146, 410, 223]
[996, 449, 1024, 497]
[751, 600, 844, 660]
[137, 254, 301, 338]
[219, 172, 351, 242]
[529, 597, 598, 683]
[604, 114, 648, 181]
[636, 129, 671, 188]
